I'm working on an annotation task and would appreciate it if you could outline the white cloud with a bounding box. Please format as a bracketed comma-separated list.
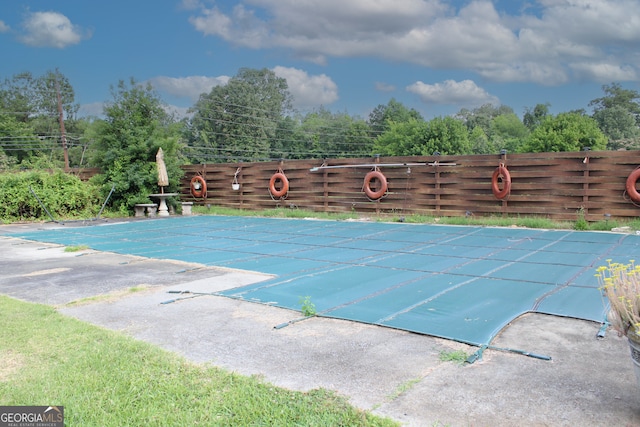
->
[189, 4, 268, 49]
[570, 62, 638, 82]
[272, 66, 338, 109]
[19, 11, 90, 48]
[375, 82, 396, 92]
[0, 20, 10, 33]
[179, 0, 202, 11]
[406, 80, 499, 107]
[187, 0, 640, 86]
[148, 75, 230, 101]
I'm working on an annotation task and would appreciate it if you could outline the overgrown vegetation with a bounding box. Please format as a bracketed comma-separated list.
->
[0, 296, 397, 426]
[0, 170, 100, 222]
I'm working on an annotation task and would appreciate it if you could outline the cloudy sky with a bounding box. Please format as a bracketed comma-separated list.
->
[1, 0, 639, 119]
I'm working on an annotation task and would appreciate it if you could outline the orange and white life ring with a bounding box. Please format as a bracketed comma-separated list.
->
[363, 170, 388, 200]
[269, 172, 289, 198]
[190, 176, 207, 199]
[626, 168, 640, 203]
[491, 164, 511, 200]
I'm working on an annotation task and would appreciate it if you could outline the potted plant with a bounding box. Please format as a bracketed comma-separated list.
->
[596, 260, 640, 385]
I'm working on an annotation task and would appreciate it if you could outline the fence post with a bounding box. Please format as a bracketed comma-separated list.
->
[434, 152, 441, 216]
[323, 159, 329, 212]
[582, 148, 591, 219]
[500, 150, 509, 216]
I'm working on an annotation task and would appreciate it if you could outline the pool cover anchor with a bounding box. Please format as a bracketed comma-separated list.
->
[596, 319, 609, 338]
[160, 290, 216, 305]
[273, 315, 316, 330]
[466, 344, 552, 364]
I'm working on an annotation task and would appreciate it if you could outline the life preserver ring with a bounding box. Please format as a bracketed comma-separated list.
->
[190, 176, 207, 198]
[626, 168, 640, 203]
[363, 170, 388, 200]
[491, 165, 511, 200]
[269, 172, 289, 198]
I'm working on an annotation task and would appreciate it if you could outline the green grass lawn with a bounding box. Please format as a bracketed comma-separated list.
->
[0, 296, 398, 426]
[192, 205, 640, 232]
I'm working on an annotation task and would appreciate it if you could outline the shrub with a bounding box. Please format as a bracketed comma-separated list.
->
[0, 170, 100, 222]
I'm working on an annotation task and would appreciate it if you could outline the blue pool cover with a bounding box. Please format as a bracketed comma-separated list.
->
[7, 216, 639, 350]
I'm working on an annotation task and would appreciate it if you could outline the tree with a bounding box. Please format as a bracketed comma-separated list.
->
[186, 68, 292, 163]
[0, 72, 36, 123]
[490, 113, 530, 153]
[522, 112, 607, 152]
[455, 103, 529, 153]
[89, 79, 184, 212]
[372, 118, 423, 156]
[523, 103, 550, 131]
[593, 106, 640, 149]
[0, 69, 80, 167]
[469, 126, 494, 155]
[590, 83, 640, 148]
[455, 104, 515, 135]
[590, 83, 640, 120]
[286, 108, 373, 159]
[0, 113, 38, 167]
[373, 116, 470, 156]
[368, 98, 423, 136]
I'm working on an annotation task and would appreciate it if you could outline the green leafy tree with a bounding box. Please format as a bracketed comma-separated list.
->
[186, 68, 292, 163]
[374, 116, 470, 156]
[372, 118, 423, 156]
[455, 104, 527, 153]
[290, 108, 373, 159]
[0, 113, 39, 165]
[589, 83, 640, 149]
[593, 105, 640, 150]
[0, 72, 36, 123]
[0, 69, 80, 167]
[590, 83, 640, 123]
[490, 113, 530, 153]
[88, 79, 184, 212]
[270, 115, 303, 159]
[523, 112, 607, 152]
[469, 126, 494, 154]
[523, 103, 550, 131]
[368, 98, 423, 136]
[455, 104, 515, 135]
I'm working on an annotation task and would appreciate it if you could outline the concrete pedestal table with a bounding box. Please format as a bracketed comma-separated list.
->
[148, 193, 179, 217]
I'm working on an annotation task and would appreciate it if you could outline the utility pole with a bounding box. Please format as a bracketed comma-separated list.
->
[56, 78, 70, 172]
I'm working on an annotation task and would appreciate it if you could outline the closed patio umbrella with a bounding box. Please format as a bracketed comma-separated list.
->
[156, 147, 169, 192]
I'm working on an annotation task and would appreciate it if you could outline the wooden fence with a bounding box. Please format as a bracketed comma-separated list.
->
[179, 150, 640, 222]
